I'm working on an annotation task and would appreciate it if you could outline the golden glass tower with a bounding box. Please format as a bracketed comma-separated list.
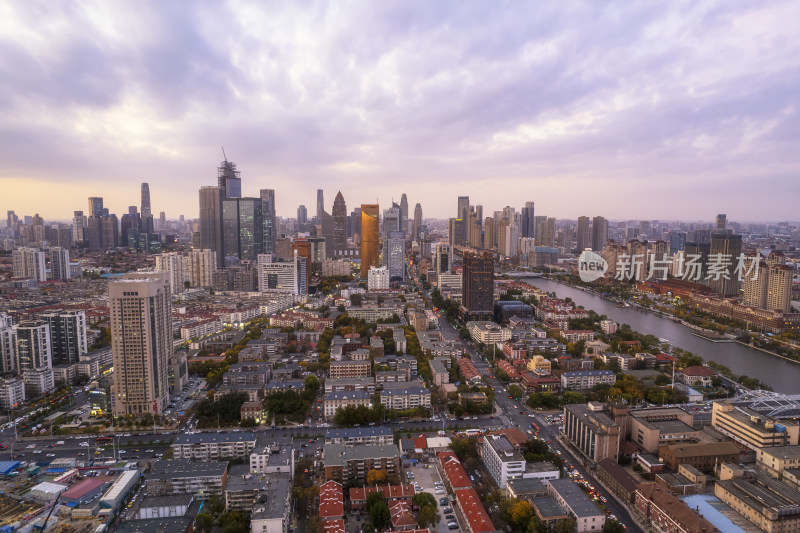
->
[360, 204, 380, 277]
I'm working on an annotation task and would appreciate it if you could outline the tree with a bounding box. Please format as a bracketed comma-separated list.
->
[207, 494, 226, 515]
[366, 469, 388, 485]
[562, 391, 585, 405]
[411, 492, 437, 509]
[554, 518, 577, 533]
[602, 519, 626, 533]
[306, 517, 323, 533]
[366, 491, 390, 531]
[194, 514, 214, 533]
[510, 500, 533, 528]
[418, 504, 441, 529]
[508, 385, 524, 400]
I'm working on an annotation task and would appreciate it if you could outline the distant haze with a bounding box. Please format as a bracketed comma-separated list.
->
[1, 2, 799, 221]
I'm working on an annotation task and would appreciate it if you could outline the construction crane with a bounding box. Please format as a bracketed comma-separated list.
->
[35, 494, 59, 532]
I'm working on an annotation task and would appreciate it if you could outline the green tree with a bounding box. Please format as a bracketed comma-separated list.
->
[418, 505, 441, 529]
[554, 518, 577, 533]
[411, 492, 437, 509]
[562, 391, 585, 405]
[366, 491, 390, 531]
[508, 385, 523, 400]
[602, 520, 626, 533]
[207, 494, 226, 515]
[194, 513, 214, 533]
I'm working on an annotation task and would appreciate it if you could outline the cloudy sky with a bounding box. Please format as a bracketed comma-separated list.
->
[2, 1, 799, 222]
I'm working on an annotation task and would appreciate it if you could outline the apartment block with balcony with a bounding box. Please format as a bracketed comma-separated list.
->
[481, 434, 526, 487]
[323, 444, 400, 483]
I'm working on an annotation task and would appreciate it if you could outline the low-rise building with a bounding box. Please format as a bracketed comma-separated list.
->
[628, 407, 700, 453]
[323, 443, 400, 483]
[171, 431, 257, 461]
[677, 365, 717, 388]
[324, 377, 376, 393]
[712, 401, 800, 451]
[595, 458, 640, 505]
[249, 440, 294, 474]
[454, 487, 496, 533]
[561, 370, 616, 390]
[466, 321, 512, 345]
[526, 355, 552, 374]
[380, 386, 431, 410]
[481, 434, 526, 487]
[562, 402, 626, 463]
[757, 445, 800, 479]
[506, 478, 548, 500]
[325, 426, 394, 446]
[547, 479, 606, 533]
[658, 441, 741, 472]
[715, 468, 800, 533]
[634, 482, 718, 533]
[329, 360, 371, 379]
[146, 460, 228, 500]
[324, 390, 371, 420]
[250, 474, 292, 533]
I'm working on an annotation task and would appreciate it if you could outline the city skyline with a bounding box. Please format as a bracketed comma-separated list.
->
[2, 2, 800, 221]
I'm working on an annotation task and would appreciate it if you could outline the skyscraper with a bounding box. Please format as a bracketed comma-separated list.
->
[435, 242, 452, 276]
[297, 205, 308, 225]
[385, 231, 406, 281]
[576, 216, 591, 252]
[399, 193, 409, 236]
[199, 186, 224, 267]
[483, 217, 495, 250]
[291, 239, 312, 290]
[383, 206, 401, 237]
[110, 272, 172, 415]
[767, 264, 793, 313]
[520, 202, 535, 239]
[41, 310, 87, 365]
[0, 317, 16, 375]
[591, 216, 608, 252]
[88, 197, 104, 217]
[72, 211, 87, 243]
[707, 233, 742, 297]
[460, 249, 494, 321]
[260, 189, 276, 255]
[320, 210, 335, 259]
[140, 182, 154, 235]
[332, 191, 348, 255]
[457, 196, 470, 221]
[218, 159, 241, 199]
[448, 218, 466, 247]
[316, 189, 325, 222]
[413, 203, 423, 241]
[360, 204, 380, 277]
[351, 207, 362, 240]
[222, 197, 264, 262]
[716, 214, 727, 232]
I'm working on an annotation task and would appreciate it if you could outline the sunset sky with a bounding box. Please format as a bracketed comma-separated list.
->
[2, 1, 799, 222]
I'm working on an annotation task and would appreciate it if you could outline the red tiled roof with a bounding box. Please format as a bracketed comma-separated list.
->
[438, 453, 471, 489]
[319, 480, 344, 519]
[455, 488, 495, 533]
[323, 520, 346, 533]
[679, 365, 717, 377]
[413, 435, 428, 450]
[490, 428, 529, 447]
[389, 500, 418, 528]
[350, 485, 416, 503]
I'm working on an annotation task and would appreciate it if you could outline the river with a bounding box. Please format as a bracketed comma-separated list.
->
[522, 277, 800, 394]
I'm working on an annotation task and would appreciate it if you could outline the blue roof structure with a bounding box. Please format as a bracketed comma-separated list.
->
[0, 461, 21, 475]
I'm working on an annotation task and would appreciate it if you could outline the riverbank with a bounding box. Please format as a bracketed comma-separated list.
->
[735, 339, 800, 366]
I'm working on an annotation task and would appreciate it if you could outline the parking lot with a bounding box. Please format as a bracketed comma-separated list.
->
[404, 461, 461, 533]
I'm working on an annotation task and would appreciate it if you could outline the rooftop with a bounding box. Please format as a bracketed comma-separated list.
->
[149, 459, 228, 479]
[484, 435, 525, 463]
[660, 441, 740, 458]
[116, 517, 192, 533]
[251, 473, 292, 520]
[548, 479, 605, 519]
[323, 443, 400, 465]
[325, 390, 371, 401]
[173, 431, 256, 445]
[531, 496, 567, 519]
[326, 426, 393, 440]
[455, 487, 495, 533]
[508, 478, 547, 496]
[717, 469, 800, 513]
[761, 445, 800, 460]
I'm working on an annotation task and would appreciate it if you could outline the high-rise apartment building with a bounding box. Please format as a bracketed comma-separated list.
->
[460, 249, 494, 321]
[368, 266, 390, 290]
[332, 191, 347, 255]
[483, 217, 495, 250]
[668, 231, 687, 255]
[155, 252, 185, 294]
[41, 310, 87, 365]
[412, 203, 423, 241]
[576, 216, 591, 252]
[0, 316, 17, 375]
[383, 206, 401, 237]
[72, 211, 87, 243]
[199, 186, 224, 267]
[591, 216, 608, 252]
[742, 256, 769, 309]
[257, 252, 305, 294]
[291, 240, 312, 290]
[110, 272, 172, 415]
[15, 321, 52, 371]
[140, 182, 154, 235]
[49, 247, 71, 281]
[360, 205, 380, 277]
[185, 249, 216, 287]
[708, 233, 742, 297]
[767, 264, 793, 313]
[297, 205, 308, 225]
[467, 210, 482, 249]
[399, 194, 409, 236]
[12, 247, 47, 282]
[260, 189, 276, 255]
